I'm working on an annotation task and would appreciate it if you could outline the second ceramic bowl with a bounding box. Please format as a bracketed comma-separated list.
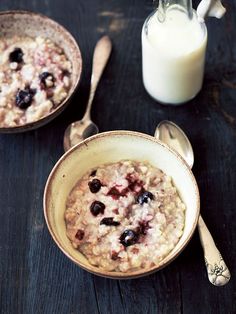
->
[44, 131, 200, 279]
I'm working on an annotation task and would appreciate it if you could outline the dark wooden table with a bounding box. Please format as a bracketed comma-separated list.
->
[0, 0, 235, 313]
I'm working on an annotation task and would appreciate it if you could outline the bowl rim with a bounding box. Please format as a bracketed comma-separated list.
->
[43, 130, 200, 279]
[0, 9, 82, 133]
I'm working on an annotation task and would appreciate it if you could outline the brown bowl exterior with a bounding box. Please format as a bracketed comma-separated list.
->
[44, 131, 200, 279]
[0, 10, 82, 133]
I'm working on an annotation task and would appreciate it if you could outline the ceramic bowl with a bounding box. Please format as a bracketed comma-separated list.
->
[0, 10, 82, 133]
[44, 131, 200, 279]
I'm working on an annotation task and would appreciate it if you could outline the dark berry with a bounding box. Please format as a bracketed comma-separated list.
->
[75, 229, 84, 240]
[100, 217, 120, 226]
[120, 229, 139, 247]
[90, 201, 105, 216]
[9, 48, 24, 63]
[88, 179, 102, 193]
[15, 88, 35, 109]
[90, 169, 97, 177]
[137, 191, 154, 205]
[39, 72, 55, 88]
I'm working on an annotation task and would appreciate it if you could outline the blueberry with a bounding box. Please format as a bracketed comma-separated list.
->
[39, 72, 55, 88]
[90, 201, 105, 216]
[9, 48, 24, 63]
[137, 191, 154, 205]
[100, 217, 120, 226]
[88, 179, 102, 193]
[15, 88, 35, 109]
[120, 229, 139, 247]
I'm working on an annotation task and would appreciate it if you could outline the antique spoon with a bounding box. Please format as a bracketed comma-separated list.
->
[155, 120, 231, 286]
[63, 35, 112, 152]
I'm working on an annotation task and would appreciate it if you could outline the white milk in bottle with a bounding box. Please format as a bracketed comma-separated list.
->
[142, 0, 207, 105]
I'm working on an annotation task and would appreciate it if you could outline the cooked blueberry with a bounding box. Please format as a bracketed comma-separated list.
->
[9, 48, 24, 63]
[137, 191, 154, 205]
[88, 179, 102, 193]
[120, 229, 139, 247]
[39, 72, 55, 88]
[75, 229, 84, 240]
[100, 217, 120, 226]
[90, 201, 105, 216]
[15, 88, 35, 109]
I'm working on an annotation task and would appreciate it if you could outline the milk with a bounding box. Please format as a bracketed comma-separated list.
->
[142, 6, 207, 105]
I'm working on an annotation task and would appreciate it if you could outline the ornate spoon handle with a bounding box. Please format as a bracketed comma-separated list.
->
[198, 215, 231, 286]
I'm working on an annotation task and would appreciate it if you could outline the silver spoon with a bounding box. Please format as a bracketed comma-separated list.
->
[155, 120, 231, 286]
[63, 35, 112, 152]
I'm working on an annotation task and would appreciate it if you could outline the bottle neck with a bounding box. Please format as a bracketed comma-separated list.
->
[158, 0, 193, 21]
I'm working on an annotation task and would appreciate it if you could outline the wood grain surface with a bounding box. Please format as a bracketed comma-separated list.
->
[0, 0, 235, 313]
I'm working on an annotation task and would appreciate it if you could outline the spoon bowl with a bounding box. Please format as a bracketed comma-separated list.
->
[155, 120, 194, 168]
[63, 120, 99, 152]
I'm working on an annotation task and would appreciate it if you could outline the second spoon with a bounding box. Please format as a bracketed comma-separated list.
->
[155, 120, 231, 286]
[63, 35, 112, 152]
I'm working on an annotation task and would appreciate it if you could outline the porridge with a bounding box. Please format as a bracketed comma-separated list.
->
[65, 160, 186, 272]
[0, 36, 72, 127]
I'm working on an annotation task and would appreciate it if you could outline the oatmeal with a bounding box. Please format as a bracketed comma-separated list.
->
[65, 160, 185, 272]
[0, 36, 72, 127]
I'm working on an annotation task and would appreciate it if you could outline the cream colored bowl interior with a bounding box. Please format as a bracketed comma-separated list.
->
[44, 131, 200, 278]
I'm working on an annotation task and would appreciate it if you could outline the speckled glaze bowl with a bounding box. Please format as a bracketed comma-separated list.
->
[0, 10, 82, 133]
[44, 131, 200, 279]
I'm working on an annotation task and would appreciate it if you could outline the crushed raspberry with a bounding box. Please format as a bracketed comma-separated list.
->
[107, 186, 129, 199]
[75, 229, 84, 240]
[111, 251, 119, 260]
[131, 247, 139, 254]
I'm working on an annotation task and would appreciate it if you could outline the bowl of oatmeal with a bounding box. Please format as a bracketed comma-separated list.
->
[44, 131, 200, 279]
[0, 11, 82, 132]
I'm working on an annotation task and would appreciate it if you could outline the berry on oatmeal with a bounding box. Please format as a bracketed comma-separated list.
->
[88, 179, 102, 193]
[90, 201, 105, 216]
[75, 229, 85, 240]
[111, 251, 119, 260]
[107, 186, 129, 199]
[120, 229, 139, 247]
[9, 47, 24, 63]
[137, 220, 150, 235]
[15, 88, 35, 109]
[100, 217, 120, 226]
[136, 191, 154, 205]
[39, 71, 55, 88]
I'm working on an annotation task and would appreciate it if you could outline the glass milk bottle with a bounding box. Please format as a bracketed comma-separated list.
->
[142, 0, 207, 105]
